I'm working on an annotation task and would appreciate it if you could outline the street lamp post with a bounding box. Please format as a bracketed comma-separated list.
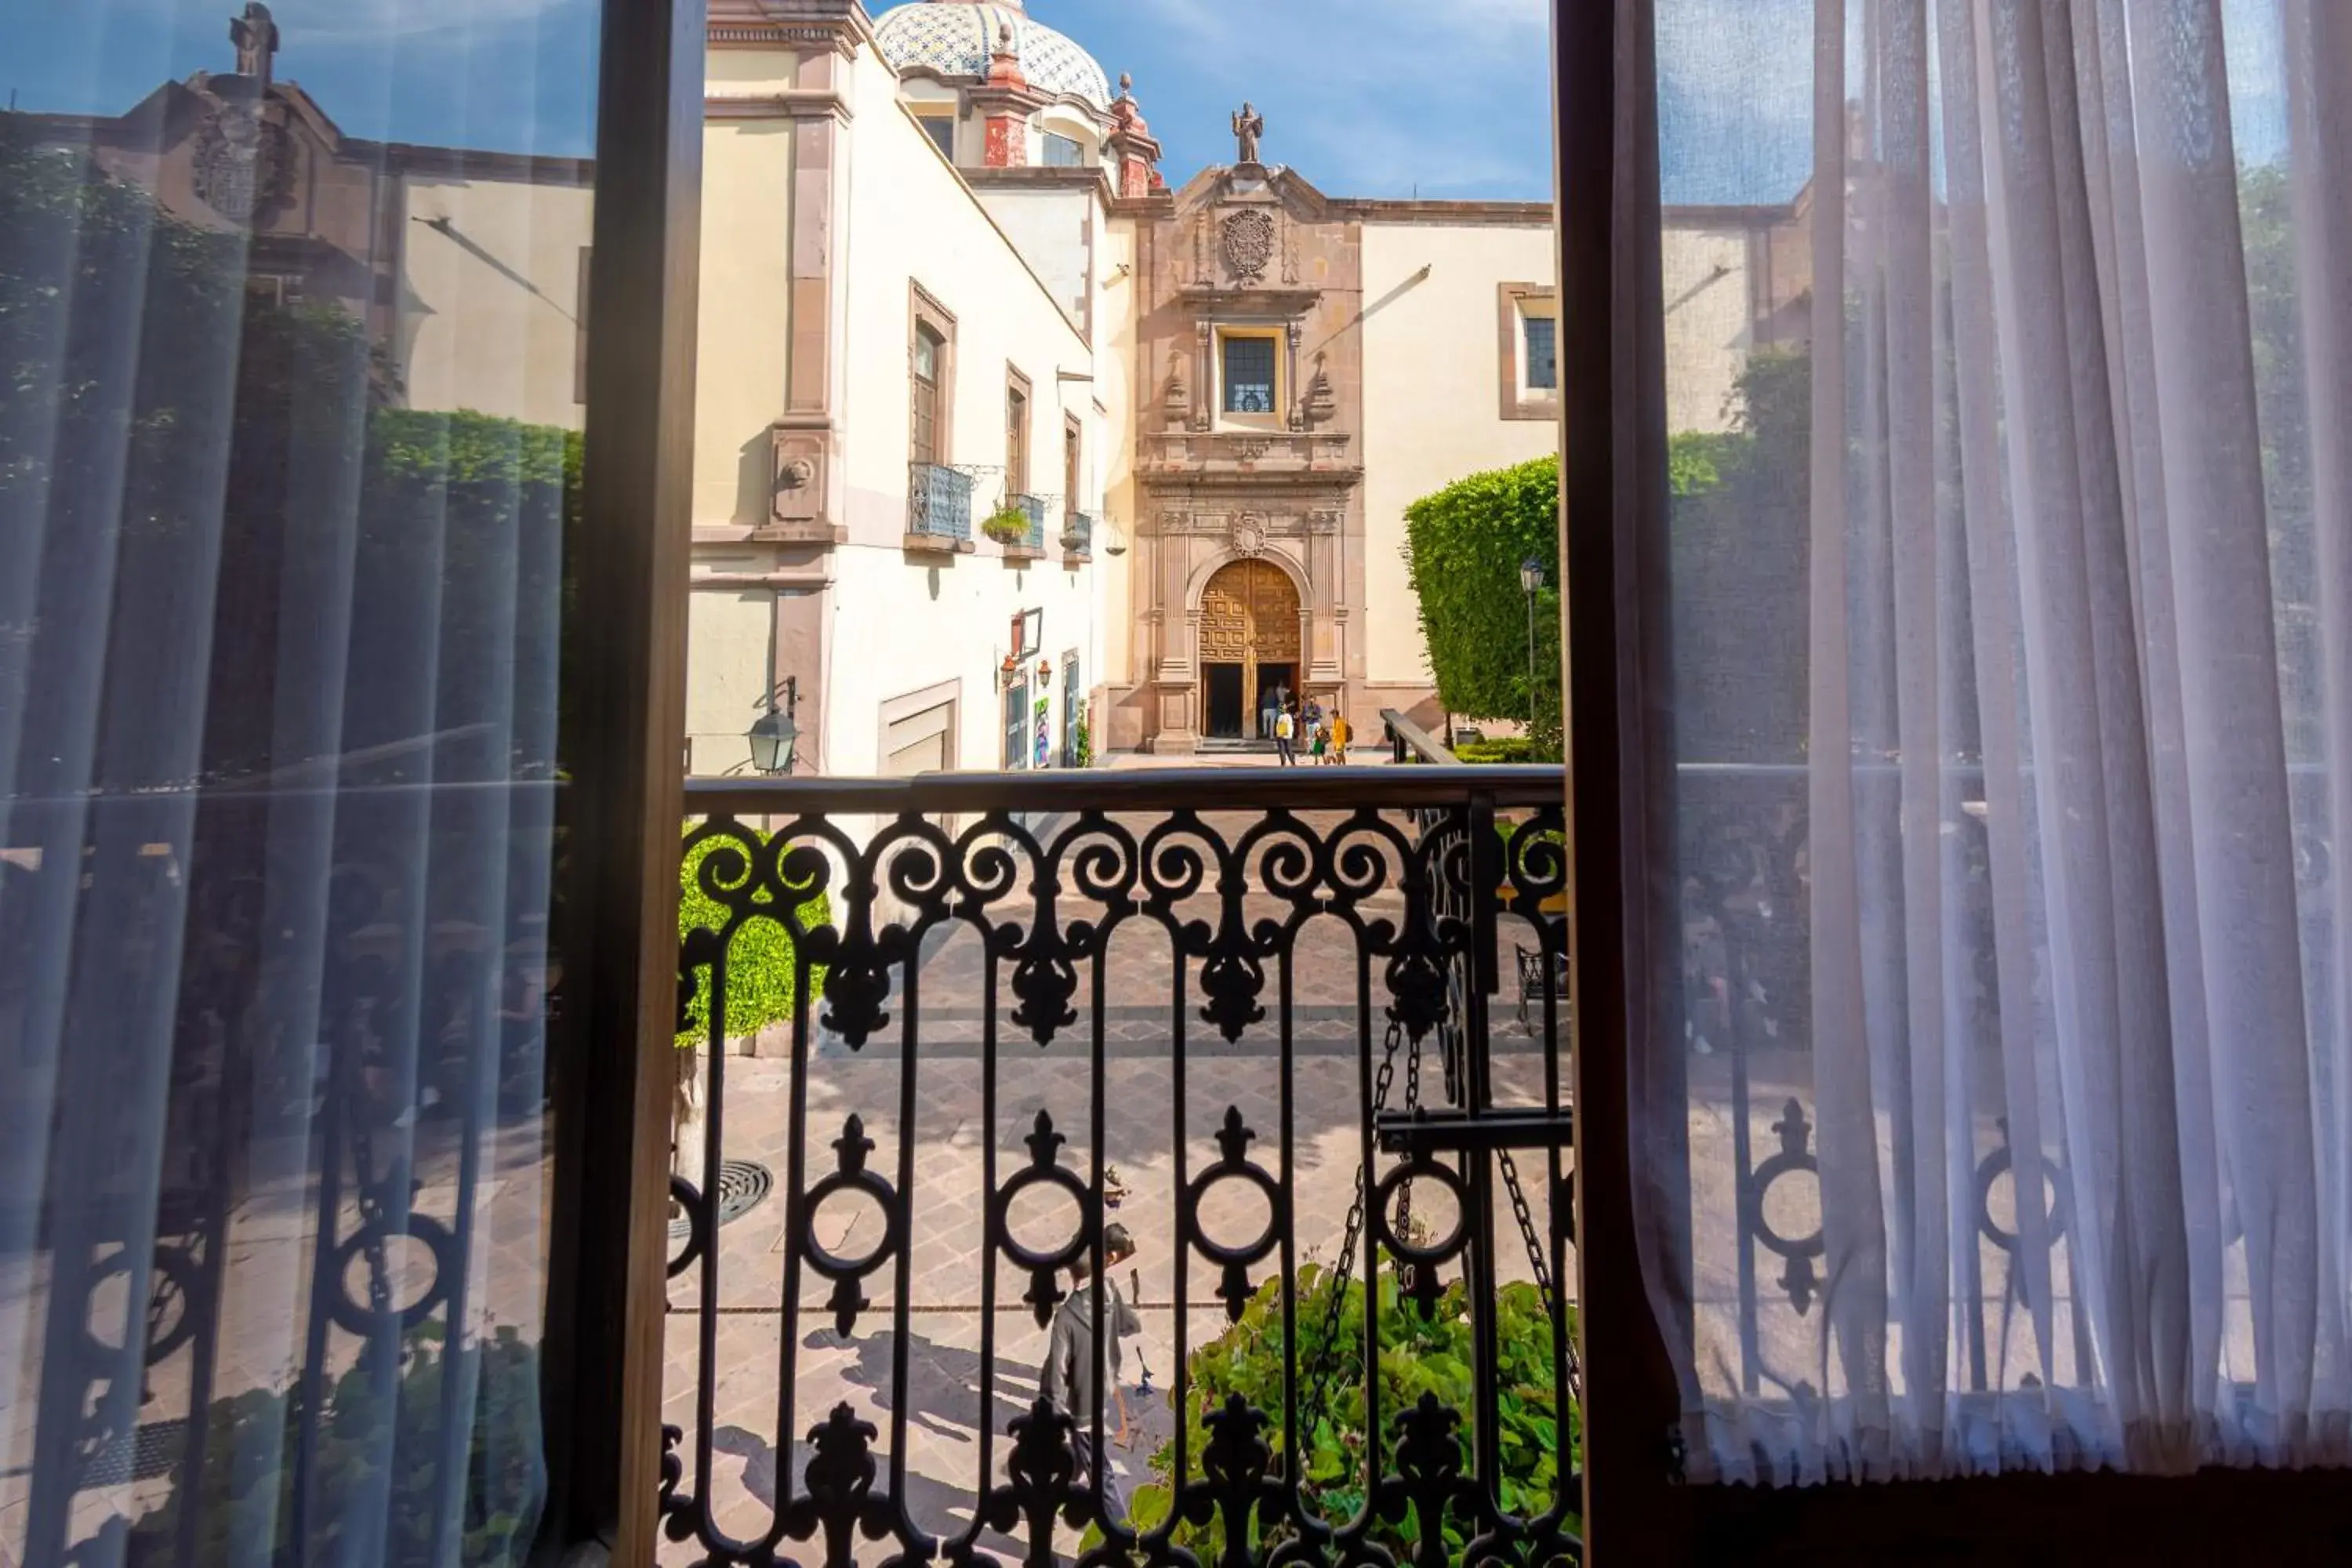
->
[749, 674, 800, 775]
[1519, 557, 1544, 734]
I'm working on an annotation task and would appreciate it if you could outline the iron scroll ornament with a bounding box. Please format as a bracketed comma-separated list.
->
[661, 769, 1579, 1568]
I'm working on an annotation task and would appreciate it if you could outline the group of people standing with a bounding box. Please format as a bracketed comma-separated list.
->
[1261, 688, 1350, 767]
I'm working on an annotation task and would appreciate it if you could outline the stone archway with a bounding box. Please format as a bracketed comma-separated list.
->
[1197, 557, 1301, 739]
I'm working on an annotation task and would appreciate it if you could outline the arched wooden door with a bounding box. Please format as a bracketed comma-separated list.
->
[1198, 558, 1301, 739]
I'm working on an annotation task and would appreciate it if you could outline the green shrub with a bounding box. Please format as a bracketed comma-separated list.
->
[1402, 457, 1560, 750]
[1131, 1265, 1576, 1562]
[129, 1325, 544, 1566]
[678, 826, 829, 1047]
[1454, 737, 1556, 766]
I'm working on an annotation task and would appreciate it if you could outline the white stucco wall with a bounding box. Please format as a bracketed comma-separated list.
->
[814, 46, 1105, 774]
[1095, 215, 1141, 691]
[968, 183, 1094, 328]
[395, 175, 593, 429]
[692, 114, 797, 525]
[685, 587, 775, 777]
[1358, 220, 1560, 688]
[1661, 225, 1753, 434]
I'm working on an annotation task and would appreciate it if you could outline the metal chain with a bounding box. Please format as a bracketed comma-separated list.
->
[1294, 1019, 1410, 1439]
[1497, 1144, 1581, 1401]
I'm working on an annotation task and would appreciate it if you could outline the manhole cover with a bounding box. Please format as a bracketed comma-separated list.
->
[81, 1417, 186, 1487]
[670, 1160, 773, 1240]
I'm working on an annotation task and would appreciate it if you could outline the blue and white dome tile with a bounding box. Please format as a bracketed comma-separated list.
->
[873, 2, 1112, 111]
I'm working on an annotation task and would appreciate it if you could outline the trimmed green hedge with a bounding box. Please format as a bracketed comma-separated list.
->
[1454, 736, 1556, 766]
[1402, 456, 1561, 748]
[677, 827, 829, 1047]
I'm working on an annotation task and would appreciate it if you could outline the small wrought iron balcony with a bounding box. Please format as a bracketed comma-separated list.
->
[906, 462, 975, 550]
[662, 765, 1578, 1568]
[1010, 492, 1049, 554]
[1062, 509, 1096, 556]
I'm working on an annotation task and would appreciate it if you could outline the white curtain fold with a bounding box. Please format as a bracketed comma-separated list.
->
[1650, 0, 2352, 1483]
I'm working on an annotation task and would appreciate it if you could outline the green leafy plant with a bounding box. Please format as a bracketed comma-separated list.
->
[981, 505, 1036, 547]
[677, 826, 829, 1049]
[1454, 736, 1555, 765]
[128, 1325, 544, 1566]
[1131, 1265, 1576, 1563]
[1402, 457, 1561, 753]
[1073, 714, 1094, 769]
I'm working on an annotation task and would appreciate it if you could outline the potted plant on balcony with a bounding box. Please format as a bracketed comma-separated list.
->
[981, 503, 1033, 547]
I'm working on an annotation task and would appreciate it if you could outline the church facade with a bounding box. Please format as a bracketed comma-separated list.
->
[691, 0, 1619, 764]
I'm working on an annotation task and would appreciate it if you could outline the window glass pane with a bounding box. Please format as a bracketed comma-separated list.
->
[924, 114, 956, 161]
[1042, 132, 1083, 167]
[1, 2, 597, 1559]
[1222, 335, 1277, 414]
[1523, 313, 1557, 390]
[916, 325, 940, 381]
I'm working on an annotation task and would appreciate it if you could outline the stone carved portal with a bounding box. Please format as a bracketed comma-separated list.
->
[1198, 557, 1300, 740]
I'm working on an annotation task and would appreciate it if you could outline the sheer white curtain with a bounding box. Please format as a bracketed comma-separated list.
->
[1647, 0, 2352, 1483]
[0, 3, 591, 1559]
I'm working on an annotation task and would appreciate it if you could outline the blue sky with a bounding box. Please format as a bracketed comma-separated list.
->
[6, 0, 2288, 204]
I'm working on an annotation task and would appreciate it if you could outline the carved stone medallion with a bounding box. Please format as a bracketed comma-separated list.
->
[1221, 209, 1276, 287]
[191, 100, 284, 225]
[1230, 513, 1267, 557]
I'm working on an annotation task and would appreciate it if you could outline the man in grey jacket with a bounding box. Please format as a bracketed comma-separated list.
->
[1040, 1222, 1142, 1521]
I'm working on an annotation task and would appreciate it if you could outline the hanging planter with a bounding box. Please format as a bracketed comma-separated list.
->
[981, 506, 1033, 546]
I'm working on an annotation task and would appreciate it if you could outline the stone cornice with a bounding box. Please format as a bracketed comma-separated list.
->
[705, 89, 854, 122]
[964, 165, 1116, 201]
[706, 0, 869, 55]
[1337, 197, 1554, 227]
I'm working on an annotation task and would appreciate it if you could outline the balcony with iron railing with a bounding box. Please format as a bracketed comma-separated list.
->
[1061, 507, 1096, 561]
[659, 764, 1579, 1566]
[989, 492, 1049, 561]
[906, 462, 977, 553]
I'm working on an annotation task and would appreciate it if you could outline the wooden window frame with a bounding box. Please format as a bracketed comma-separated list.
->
[909, 281, 957, 468]
[1004, 363, 1033, 496]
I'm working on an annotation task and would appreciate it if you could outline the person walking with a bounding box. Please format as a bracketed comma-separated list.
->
[1273, 702, 1297, 767]
[1309, 715, 1328, 764]
[1041, 1222, 1144, 1523]
[1258, 688, 1279, 743]
[1330, 709, 1351, 765]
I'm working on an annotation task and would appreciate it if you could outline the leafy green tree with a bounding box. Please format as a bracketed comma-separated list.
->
[1402, 456, 1562, 752]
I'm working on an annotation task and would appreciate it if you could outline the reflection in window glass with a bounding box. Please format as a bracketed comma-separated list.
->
[1041, 131, 1083, 167]
[0, 2, 597, 1561]
[1222, 334, 1276, 414]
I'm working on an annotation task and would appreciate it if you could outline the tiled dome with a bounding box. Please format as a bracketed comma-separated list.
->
[873, 2, 1112, 112]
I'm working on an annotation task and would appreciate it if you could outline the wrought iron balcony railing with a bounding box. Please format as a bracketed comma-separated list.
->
[661, 765, 1579, 1568]
[907, 462, 975, 549]
[1009, 492, 1049, 554]
[1062, 509, 1096, 556]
